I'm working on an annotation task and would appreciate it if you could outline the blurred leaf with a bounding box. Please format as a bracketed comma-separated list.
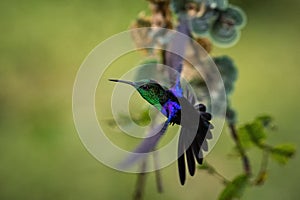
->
[188, 77, 209, 101]
[238, 116, 269, 148]
[271, 144, 296, 165]
[209, 5, 246, 47]
[189, 8, 219, 37]
[245, 122, 267, 144]
[218, 174, 249, 200]
[134, 14, 151, 27]
[133, 107, 151, 125]
[213, 55, 238, 95]
[255, 115, 273, 128]
[196, 37, 212, 53]
[223, 5, 247, 28]
[107, 108, 151, 130]
[237, 125, 254, 149]
[210, 21, 239, 47]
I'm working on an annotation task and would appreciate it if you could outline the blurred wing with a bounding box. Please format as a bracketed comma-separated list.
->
[177, 127, 197, 185]
[184, 85, 196, 106]
[192, 111, 213, 166]
[177, 128, 187, 185]
[119, 120, 169, 168]
[177, 107, 214, 185]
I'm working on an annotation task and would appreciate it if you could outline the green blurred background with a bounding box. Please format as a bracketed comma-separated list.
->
[0, 0, 299, 199]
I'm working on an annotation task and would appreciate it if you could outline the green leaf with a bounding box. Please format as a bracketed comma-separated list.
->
[271, 144, 296, 165]
[238, 119, 267, 148]
[218, 174, 249, 200]
[255, 115, 273, 128]
[237, 125, 254, 149]
[246, 121, 267, 144]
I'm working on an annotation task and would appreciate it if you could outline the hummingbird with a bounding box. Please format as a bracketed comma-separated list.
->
[109, 78, 213, 185]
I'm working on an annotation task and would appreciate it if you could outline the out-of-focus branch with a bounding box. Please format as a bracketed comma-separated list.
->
[254, 149, 269, 185]
[200, 161, 230, 185]
[133, 160, 147, 200]
[153, 150, 164, 193]
[147, 0, 173, 29]
[228, 122, 252, 176]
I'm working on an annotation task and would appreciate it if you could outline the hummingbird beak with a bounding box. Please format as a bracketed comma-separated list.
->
[108, 79, 136, 87]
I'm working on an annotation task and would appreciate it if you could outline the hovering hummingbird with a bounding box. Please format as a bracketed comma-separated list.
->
[109, 78, 213, 185]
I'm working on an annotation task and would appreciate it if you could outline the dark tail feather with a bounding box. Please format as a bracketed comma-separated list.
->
[176, 103, 213, 185]
[186, 146, 195, 176]
[178, 153, 186, 185]
[192, 140, 203, 165]
[191, 109, 213, 166]
[178, 132, 186, 185]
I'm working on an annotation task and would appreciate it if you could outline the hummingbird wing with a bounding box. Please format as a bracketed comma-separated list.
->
[177, 100, 214, 185]
[178, 126, 197, 185]
[119, 120, 169, 168]
[177, 129, 186, 185]
[192, 103, 214, 165]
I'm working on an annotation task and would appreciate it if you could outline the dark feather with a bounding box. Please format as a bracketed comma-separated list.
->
[202, 140, 209, 151]
[186, 146, 195, 176]
[178, 153, 186, 185]
[178, 131, 186, 185]
[192, 140, 203, 165]
[195, 103, 206, 112]
[205, 130, 213, 139]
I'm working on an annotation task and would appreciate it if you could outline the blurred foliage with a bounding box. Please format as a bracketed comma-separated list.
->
[213, 56, 238, 95]
[107, 106, 152, 128]
[237, 115, 296, 164]
[271, 144, 296, 165]
[218, 174, 249, 200]
[171, 0, 246, 47]
[125, 0, 297, 199]
[0, 0, 299, 200]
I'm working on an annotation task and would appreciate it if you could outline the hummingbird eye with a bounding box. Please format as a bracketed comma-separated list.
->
[142, 85, 149, 90]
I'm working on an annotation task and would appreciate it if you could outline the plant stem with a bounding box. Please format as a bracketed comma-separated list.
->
[228, 122, 252, 176]
[213, 169, 230, 185]
[153, 151, 164, 193]
[254, 148, 269, 185]
[205, 161, 230, 185]
[133, 160, 147, 200]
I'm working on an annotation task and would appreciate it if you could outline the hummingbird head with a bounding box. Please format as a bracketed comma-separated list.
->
[109, 79, 168, 109]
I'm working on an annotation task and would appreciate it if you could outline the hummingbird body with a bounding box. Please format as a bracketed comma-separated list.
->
[133, 80, 199, 126]
[109, 79, 212, 185]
